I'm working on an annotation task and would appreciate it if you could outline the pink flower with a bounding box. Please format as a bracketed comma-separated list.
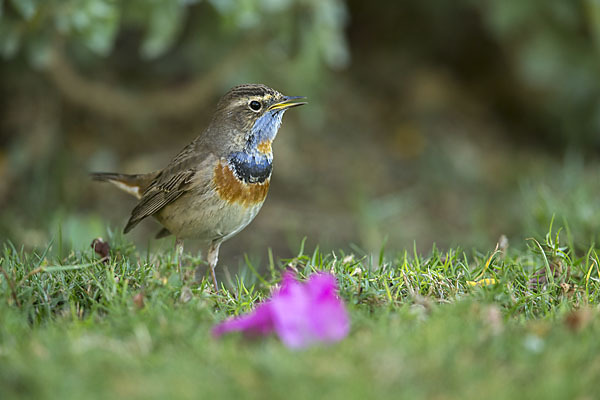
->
[212, 272, 350, 348]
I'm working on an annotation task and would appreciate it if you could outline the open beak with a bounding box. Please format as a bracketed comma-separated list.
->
[268, 96, 307, 111]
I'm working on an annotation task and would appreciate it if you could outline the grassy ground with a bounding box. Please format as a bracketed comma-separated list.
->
[1, 226, 600, 400]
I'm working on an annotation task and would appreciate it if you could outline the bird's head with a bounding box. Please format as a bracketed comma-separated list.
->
[208, 84, 306, 157]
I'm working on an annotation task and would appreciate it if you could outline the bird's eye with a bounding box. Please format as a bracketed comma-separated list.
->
[249, 100, 262, 111]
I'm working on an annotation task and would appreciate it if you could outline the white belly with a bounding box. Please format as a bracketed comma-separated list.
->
[156, 190, 266, 242]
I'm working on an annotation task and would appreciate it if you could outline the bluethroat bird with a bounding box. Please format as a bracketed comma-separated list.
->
[92, 84, 306, 290]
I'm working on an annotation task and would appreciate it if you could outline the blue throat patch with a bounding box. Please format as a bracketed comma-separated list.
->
[227, 109, 284, 184]
[228, 152, 272, 183]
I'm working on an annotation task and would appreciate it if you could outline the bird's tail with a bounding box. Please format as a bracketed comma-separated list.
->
[91, 172, 159, 199]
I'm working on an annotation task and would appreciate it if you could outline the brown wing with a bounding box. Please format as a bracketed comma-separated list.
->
[123, 169, 195, 233]
[123, 138, 215, 234]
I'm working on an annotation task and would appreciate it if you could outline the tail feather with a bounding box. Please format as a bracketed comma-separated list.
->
[91, 172, 158, 200]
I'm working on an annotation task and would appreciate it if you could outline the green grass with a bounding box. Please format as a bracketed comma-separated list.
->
[1, 226, 600, 400]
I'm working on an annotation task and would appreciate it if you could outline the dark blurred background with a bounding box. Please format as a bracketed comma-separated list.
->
[2, 0, 600, 266]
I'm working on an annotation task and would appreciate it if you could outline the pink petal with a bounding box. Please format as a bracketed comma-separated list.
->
[212, 301, 274, 338]
[270, 277, 314, 348]
[305, 273, 350, 342]
[270, 272, 350, 348]
[212, 272, 350, 348]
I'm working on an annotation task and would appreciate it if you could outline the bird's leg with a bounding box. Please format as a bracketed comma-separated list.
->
[207, 240, 222, 292]
[175, 237, 184, 280]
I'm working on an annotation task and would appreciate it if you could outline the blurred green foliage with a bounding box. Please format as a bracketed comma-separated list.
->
[473, 0, 600, 147]
[349, 0, 600, 148]
[0, 0, 349, 74]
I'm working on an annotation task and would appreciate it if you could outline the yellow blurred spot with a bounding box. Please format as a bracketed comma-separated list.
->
[467, 278, 497, 287]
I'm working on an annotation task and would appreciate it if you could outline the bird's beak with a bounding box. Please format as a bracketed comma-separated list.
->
[268, 96, 307, 111]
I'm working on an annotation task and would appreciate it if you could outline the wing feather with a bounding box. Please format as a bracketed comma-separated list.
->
[122, 141, 216, 234]
[123, 169, 195, 233]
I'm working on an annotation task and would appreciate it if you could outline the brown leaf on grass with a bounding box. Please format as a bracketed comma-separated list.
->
[91, 238, 110, 263]
[133, 292, 145, 309]
[528, 260, 570, 290]
[565, 308, 593, 333]
[560, 283, 572, 296]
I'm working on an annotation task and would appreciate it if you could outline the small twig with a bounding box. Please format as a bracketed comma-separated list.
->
[0, 262, 21, 307]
